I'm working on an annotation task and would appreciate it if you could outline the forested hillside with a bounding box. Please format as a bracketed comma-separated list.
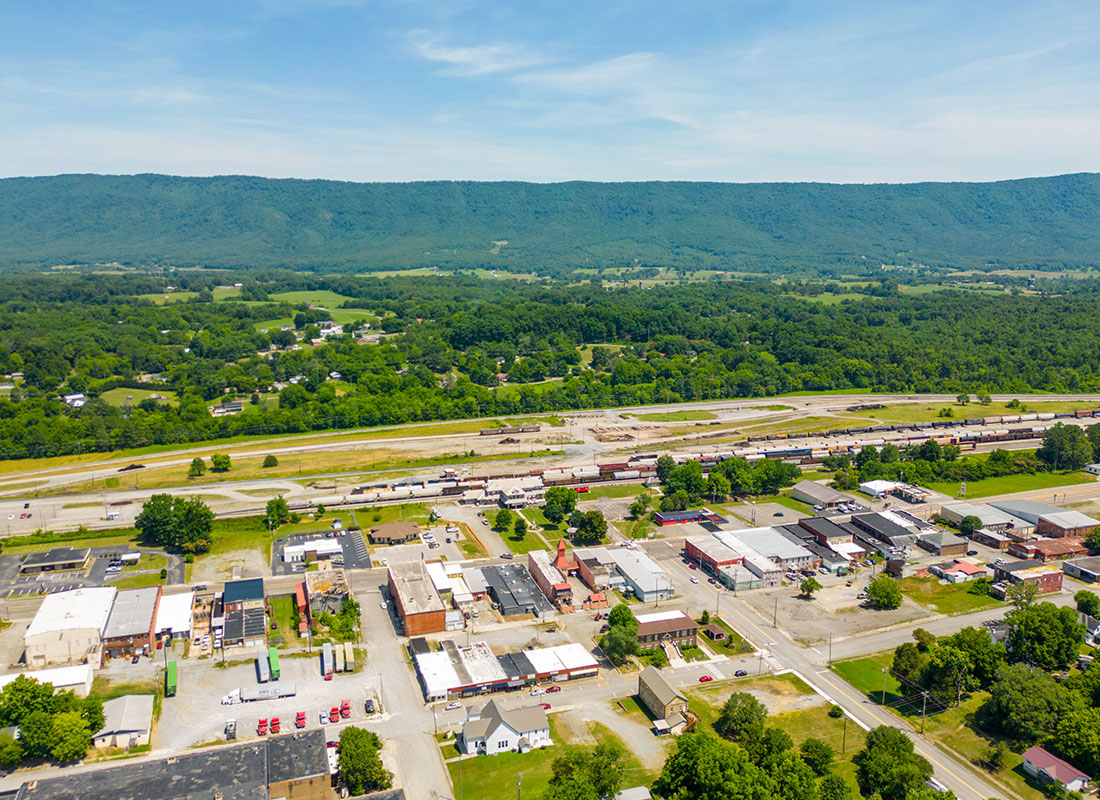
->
[2, 173, 1100, 273]
[3, 271, 1100, 459]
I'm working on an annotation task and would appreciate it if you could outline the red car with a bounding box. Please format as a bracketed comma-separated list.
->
[340, 699, 351, 719]
[539, 703, 551, 710]
[296, 712, 306, 729]
[689, 563, 698, 570]
[270, 717, 281, 734]
[698, 675, 713, 683]
[329, 707, 340, 723]
[257, 718, 268, 735]
[546, 686, 561, 693]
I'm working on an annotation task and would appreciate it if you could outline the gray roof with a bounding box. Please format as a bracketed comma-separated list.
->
[103, 587, 159, 640]
[10, 731, 325, 800]
[20, 547, 90, 569]
[639, 665, 685, 709]
[1039, 510, 1100, 529]
[464, 699, 548, 742]
[791, 480, 848, 504]
[223, 578, 264, 605]
[921, 531, 966, 548]
[96, 695, 153, 737]
[989, 499, 1060, 525]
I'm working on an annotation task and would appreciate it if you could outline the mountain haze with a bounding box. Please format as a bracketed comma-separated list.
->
[1, 173, 1099, 273]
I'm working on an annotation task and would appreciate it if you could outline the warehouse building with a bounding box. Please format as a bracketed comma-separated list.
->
[916, 531, 968, 557]
[103, 587, 161, 659]
[154, 591, 194, 640]
[18, 547, 91, 575]
[939, 502, 1034, 535]
[93, 694, 154, 749]
[25, 586, 116, 667]
[654, 509, 727, 527]
[791, 480, 850, 509]
[1007, 537, 1088, 563]
[717, 563, 763, 591]
[387, 563, 447, 635]
[1036, 510, 1100, 539]
[608, 549, 673, 602]
[635, 610, 698, 651]
[13, 728, 331, 800]
[797, 517, 852, 546]
[989, 499, 1061, 526]
[479, 563, 555, 617]
[221, 579, 266, 649]
[572, 547, 623, 591]
[527, 550, 573, 611]
[0, 663, 94, 697]
[414, 641, 598, 701]
[971, 528, 1012, 550]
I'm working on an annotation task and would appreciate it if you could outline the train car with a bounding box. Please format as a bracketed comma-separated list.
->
[613, 470, 641, 480]
[520, 425, 541, 433]
[1036, 413, 1056, 421]
[1075, 410, 1096, 418]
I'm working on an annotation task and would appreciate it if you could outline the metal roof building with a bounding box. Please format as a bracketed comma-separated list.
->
[154, 591, 194, 639]
[481, 563, 555, 617]
[608, 549, 673, 603]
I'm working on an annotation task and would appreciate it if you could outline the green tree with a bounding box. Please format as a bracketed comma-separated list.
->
[890, 642, 927, 688]
[265, 496, 291, 529]
[853, 726, 933, 800]
[923, 644, 977, 706]
[493, 508, 514, 531]
[977, 393, 992, 405]
[606, 603, 638, 633]
[1037, 423, 1094, 471]
[800, 576, 822, 598]
[706, 472, 731, 502]
[1086, 527, 1100, 553]
[714, 692, 767, 742]
[599, 626, 639, 666]
[656, 455, 676, 484]
[1076, 590, 1100, 618]
[0, 731, 23, 767]
[652, 731, 770, 800]
[957, 393, 970, 405]
[543, 486, 579, 524]
[187, 457, 206, 478]
[941, 626, 1006, 688]
[1006, 580, 1040, 608]
[0, 675, 56, 725]
[134, 494, 213, 554]
[982, 663, 1084, 743]
[1049, 707, 1100, 776]
[133, 493, 178, 549]
[959, 515, 982, 537]
[628, 493, 651, 519]
[49, 710, 91, 762]
[573, 510, 608, 545]
[545, 742, 626, 800]
[820, 773, 852, 800]
[1005, 601, 1085, 670]
[800, 737, 834, 776]
[338, 726, 392, 794]
[210, 453, 231, 472]
[17, 710, 53, 759]
[866, 576, 903, 610]
[513, 517, 528, 540]
[262, 454, 278, 467]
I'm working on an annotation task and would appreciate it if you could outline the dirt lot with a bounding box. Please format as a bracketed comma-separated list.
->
[742, 580, 933, 646]
[556, 702, 672, 771]
[191, 549, 271, 583]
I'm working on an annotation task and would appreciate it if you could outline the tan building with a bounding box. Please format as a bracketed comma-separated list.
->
[387, 563, 446, 635]
[24, 587, 116, 667]
[369, 521, 421, 544]
[638, 665, 692, 735]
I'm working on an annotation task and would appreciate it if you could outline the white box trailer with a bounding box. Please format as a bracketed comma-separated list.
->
[241, 681, 296, 702]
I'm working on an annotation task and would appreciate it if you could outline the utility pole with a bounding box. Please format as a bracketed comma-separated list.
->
[773, 598, 778, 628]
[841, 713, 847, 753]
[881, 667, 888, 705]
[921, 692, 928, 734]
[828, 633, 832, 668]
[517, 773, 522, 800]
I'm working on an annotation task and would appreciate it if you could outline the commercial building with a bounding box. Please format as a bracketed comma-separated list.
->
[717, 563, 763, 591]
[992, 559, 1063, 595]
[460, 699, 551, 756]
[489, 477, 545, 508]
[527, 550, 573, 611]
[25, 586, 116, 667]
[971, 528, 1012, 550]
[1007, 537, 1088, 562]
[1036, 510, 1100, 539]
[479, 563, 555, 617]
[304, 568, 351, 617]
[989, 499, 1061, 526]
[573, 547, 623, 591]
[154, 591, 194, 640]
[791, 480, 850, 509]
[1064, 556, 1100, 583]
[607, 549, 673, 602]
[282, 538, 343, 562]
[1022, 746, 1091, 792]
[635, 610, 698, 651]
[939, 502, 1034, 535]
[929, 560, 988, 583]
[387, 563, 447, 635]
[797, 517, 852, 546]
[223, 578, 265, 612]
[18, 547, 90, 574]
[859, 479, 902, 497]
[848, 511, 926, 550]
[221, 579, 267, 649]
[12, 728, 331, 800]
[368, 521, 421, 545]
[683, 536, 742, 575]
[414, 641, 598, 701]
[916, 531, 968, 557]
[654, 509, 728, 526]
[0, 664, 94, 697]
[102, 587, 161, 659]
[93, 694, 154, 749]
[638, 665, 691, 735]
[722, 527, 815, 572]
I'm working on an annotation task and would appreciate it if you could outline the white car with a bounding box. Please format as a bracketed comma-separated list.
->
[690, 577, 699, 584]
[530, 688, 545, 696]
[380, 600, 387, 609]
[445, 701, 462, 710]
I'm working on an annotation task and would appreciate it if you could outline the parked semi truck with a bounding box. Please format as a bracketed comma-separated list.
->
[256, 649, 270, 683]
[343, 642, 355, 672]
[322, 642, 334, 680]
[268, 646, 280, 681]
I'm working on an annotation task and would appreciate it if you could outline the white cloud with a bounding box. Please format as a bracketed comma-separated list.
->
[406, 29, 555, 76]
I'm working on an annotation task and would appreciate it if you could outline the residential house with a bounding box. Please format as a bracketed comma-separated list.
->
[93, 695, 154, 749]
[1022, 746, 1090, 792]
[459, 699, 551, 755]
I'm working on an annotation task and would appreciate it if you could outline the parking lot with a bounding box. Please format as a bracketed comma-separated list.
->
[0, 545, 181, 598]
[270, 529, 372, 576]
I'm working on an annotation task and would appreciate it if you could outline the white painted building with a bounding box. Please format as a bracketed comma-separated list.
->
[460, 699, 551, 755]
[25, 587, 116, 667]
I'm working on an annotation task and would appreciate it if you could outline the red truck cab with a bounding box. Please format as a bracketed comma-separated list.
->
[295, 711, 306, 729]
[257, 718, 268, 736]
[340, 699, 350, 719]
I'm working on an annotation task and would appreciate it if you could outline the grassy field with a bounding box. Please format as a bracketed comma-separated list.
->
[270, 596, 304, 648]
[696, 613, 755, 655]
[134, 291, 198, 305]
[276, 511, 360, 536]
[899, 577, 1004, 615]
[209, 516, 277, 555]
[100, 387, 177, 407]
[849, 399, 1100, 425]
[627, 410, 717, 422]
[831, 653, 899, 703]
[581, 484, 645, 500]
[928, 471, 1091, 498]
[443, 717, 656, 800]
[735, 414, 866, 437]
[107, 572, 166, 590]
[269, 290, 357, 307]
[3, 530, 140, 554]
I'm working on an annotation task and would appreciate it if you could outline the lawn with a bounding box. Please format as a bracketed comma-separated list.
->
[627, 410, 716, 422]
[444, 717, 656, 800]
[357, 503, 429, 529]
[928, 471, 1091, 499]
[849, 399, 1100, 426]
[581, 484, 646, 500]
[100, 387, 178, 407]
[501, 526, 554, 555]
[3, 530, 140, 554]
[107, 572, 166, 590]
[899, 577, 1004, 615]
[269, 596, 304, 648]
[277, 511, 360, 536]
[687, 672, 816, 729]
[831, 653, 899, 704]
[269, 289, 357, 307]
[696, 614, 755, 655]
[209, 516, 278, 555]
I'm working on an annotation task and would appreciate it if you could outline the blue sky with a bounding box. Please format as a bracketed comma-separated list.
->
[1, 0, 1098, 182]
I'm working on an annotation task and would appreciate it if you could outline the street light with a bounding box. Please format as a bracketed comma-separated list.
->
[881, 666, 888, 705]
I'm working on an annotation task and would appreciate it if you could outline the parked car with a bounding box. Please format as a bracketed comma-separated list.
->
[365, 699, 375, 714]
[734, 670, 748, 677]
[446, 537, 452, 543]
[539, 703, 551, 710]
[689, 563, 698, 570]
[530, 688, 545, 696]
[131, 654, 140, 664]
[698, 675, 713, 683]
[967, 550, 978, 556]
[546, 686, 561, 693]
[380, 600, 387, 609]
[690, 577, 699, 584]
[594, 613, 602, 621]
[500, 552, 514, 560]
[482, 519, 489, 525]
[818, 567, 828, 574]
[445, 701, 462, 710]
[320, 711, 329, 725]
[599, 624, 609, 633]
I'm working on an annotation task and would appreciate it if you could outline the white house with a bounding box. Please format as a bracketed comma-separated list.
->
[93, 694, 154, 749]
[1022, 746, 1090, 792]
[459, 699, 551, 756]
